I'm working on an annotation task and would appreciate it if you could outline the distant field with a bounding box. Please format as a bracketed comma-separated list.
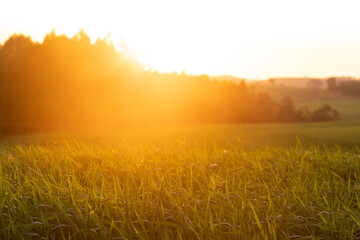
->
[253, 84, 360, 122]
[0, 83, 357, 149]
[88, 122, 360, 149]
[1, 121, 360, 150]
[294, 98, 360, 122]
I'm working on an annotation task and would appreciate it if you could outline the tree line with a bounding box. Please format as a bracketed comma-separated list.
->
[327, 77, 360, 96]
[0, 31, 339, 134]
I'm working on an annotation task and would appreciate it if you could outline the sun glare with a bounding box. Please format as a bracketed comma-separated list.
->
[2, 0, 360, 78]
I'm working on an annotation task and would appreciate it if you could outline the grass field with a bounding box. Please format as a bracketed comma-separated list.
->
[1, 87, 360, 239]
[1, 120, 360, 150]
[1, 141, 360, 239]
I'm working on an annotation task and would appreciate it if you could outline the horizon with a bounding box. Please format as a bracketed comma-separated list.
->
[2, 30, 359, 82]
[1, 31, 359, 82]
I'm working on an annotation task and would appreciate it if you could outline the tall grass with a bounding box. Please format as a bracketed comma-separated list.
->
[0, 141, 359, 239]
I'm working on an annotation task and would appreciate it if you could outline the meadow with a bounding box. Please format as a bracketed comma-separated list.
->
[1, 120, 359, 151]
[1, 141, 360, 239]
[2, 3, 360, 238]
[1, 86, 360, 239]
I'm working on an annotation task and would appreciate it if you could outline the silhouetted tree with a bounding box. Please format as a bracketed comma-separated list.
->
[326, 77, 360, 97]
[326, 77, 338, 91]
[311, 104, 340, 122]
[0, 30, 341, 134]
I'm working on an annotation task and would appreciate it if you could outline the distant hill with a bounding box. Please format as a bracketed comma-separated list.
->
[252, 77, 359, 89]
[255, 77, 325, 89]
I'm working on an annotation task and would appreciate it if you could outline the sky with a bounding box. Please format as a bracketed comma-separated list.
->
[1, 0, 360, 79]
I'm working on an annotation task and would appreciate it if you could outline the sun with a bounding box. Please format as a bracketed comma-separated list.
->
[2, 0, 360, 79]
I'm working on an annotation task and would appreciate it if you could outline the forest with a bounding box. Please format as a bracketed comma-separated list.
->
[0, 31, 339, 134]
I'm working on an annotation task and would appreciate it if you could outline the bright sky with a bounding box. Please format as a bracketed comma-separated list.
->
[1, 0, 360, 79]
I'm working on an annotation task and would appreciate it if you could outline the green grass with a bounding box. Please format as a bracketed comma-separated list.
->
[1, 141, 360, 239]
[107, 122, 360, 149]
[2, 121, 360, 150]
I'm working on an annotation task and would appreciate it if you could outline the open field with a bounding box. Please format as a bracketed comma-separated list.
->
[0, 82, 359, 239]
[252, 84, 360, 121]
[3, 2, 360, 239]
[296, 99, 360, 122]
[1, 141, 360, 239]
[1, 120, 360, 150]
